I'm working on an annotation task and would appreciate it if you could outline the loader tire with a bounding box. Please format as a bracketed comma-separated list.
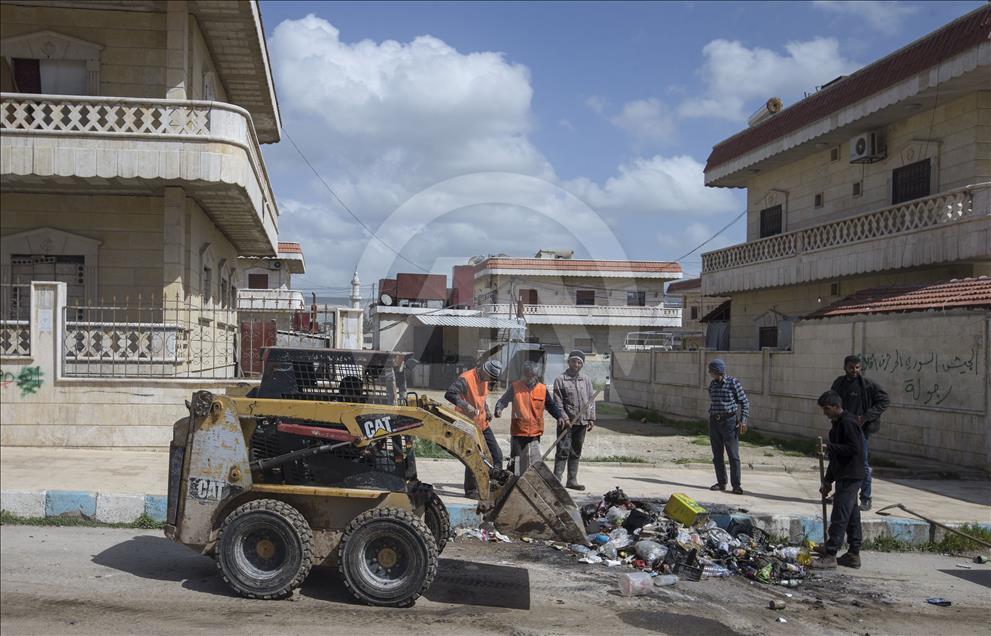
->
[338, 507, 438, 607]
[424, 491, 451, 555]
[216, 499, 313, 600]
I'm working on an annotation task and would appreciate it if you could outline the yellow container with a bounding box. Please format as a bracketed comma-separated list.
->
[664, 493, 708, 526]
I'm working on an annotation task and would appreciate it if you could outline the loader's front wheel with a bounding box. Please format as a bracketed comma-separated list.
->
[338, 507, 437, 607]
[217, 499, 313, 600]
[424, 491, 451, 555]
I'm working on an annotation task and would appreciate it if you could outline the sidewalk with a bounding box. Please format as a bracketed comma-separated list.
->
[2, 447, 988, 544]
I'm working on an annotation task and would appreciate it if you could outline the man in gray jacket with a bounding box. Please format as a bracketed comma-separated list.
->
[553, 350, 596, 491]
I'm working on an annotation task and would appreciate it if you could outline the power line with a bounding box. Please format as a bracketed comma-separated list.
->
[668, 209, 747, 264]
[281, 128, 430, 273]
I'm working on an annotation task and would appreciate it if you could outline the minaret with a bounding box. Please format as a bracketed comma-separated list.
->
[350, 271, 361, 309]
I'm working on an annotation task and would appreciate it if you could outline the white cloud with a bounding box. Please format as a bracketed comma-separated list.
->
[609, 98, 677, 145]
[584, 95, 608, 114]
[679, 37, 861, 122]
[267, 16, 739, 285]
[559, 118, 575, 131]
[812, 1, 917, 34]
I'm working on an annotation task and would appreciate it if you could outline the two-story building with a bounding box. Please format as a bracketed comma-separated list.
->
[699, 5, 990, 351]
[610, 6, 991, 471]
[664, 277, 729, 350]
[473, 251, 683, 355]
[0, 0, 283, 447]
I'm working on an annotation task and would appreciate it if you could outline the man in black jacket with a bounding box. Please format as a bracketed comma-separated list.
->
[830, 354, 889, 511]
[814, 390, 865, 570]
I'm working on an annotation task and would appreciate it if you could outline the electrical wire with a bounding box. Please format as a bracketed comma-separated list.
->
[281, 128, 430, 273]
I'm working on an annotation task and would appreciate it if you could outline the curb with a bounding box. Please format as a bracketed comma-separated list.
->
[2, 490, 987, 549]
[2, 490, 167, 524]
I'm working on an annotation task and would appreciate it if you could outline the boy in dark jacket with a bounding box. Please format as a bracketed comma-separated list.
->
[831, 354, 889, 511]
[814, 390, 865, 569]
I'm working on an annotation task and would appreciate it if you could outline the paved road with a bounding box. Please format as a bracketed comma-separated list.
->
[2, 526, 988, 635]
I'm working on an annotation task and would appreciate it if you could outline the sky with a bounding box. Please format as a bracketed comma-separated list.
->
[256, 0, 982, 297]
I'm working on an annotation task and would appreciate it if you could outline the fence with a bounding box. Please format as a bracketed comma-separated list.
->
[1, 283, 31, 357]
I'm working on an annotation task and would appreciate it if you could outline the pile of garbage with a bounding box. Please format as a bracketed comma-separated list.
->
[566, 487, 813, 589]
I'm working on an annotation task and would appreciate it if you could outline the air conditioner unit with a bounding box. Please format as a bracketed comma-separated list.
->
[849, 131, 885, 163]
[271, 261, 283, 270]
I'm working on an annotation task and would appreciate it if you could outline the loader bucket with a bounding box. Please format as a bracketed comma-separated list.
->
[484, 461, 588, 545]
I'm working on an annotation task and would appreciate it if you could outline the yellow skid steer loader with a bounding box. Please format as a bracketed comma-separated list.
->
[165, 348, 586, 607]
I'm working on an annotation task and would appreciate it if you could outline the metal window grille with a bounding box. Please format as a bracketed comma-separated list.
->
[759, 205, 783, 238]
[891, 159, 931, 205]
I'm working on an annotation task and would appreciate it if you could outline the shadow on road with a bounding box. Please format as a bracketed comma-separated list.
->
[92, 535, 235, 597]
[939, 569, 991, 589]
[92, 537, 531, 609]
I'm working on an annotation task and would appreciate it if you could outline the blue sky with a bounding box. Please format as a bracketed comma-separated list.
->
[257, 1, 981, 294]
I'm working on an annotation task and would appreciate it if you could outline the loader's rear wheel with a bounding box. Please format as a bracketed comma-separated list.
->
[338, 508, 437, 607]
[424, 492, 451, 555]
[217, 499, 313, 600]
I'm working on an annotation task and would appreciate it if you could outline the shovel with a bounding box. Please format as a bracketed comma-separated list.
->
[817, 436, 828, 544]
[483, 391, 600, 545]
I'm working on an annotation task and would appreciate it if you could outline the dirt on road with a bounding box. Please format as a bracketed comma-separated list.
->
[2, 525, 988, 635]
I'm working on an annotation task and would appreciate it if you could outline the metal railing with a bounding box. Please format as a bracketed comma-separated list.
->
[702, 183, 990, 273]
[481, 303, 682, 319]
[1, 283, 31, 357]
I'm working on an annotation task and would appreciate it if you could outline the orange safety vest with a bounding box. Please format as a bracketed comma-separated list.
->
[457, 368, 490, 431]
[510, 380, 547, 438]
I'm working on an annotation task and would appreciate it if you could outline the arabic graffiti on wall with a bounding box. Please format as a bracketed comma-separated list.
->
[860, 347, 980, 409]
[0, 366, 45, 397]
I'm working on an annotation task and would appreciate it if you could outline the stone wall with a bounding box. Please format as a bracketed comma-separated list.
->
[611, 311, 991, 471]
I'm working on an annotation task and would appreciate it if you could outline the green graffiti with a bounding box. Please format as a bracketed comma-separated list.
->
[15, 366, 44, 397]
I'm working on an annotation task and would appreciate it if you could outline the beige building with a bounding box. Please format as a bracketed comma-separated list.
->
[664, 277, 728, 349]
[700, 6, 990, 351]
[0, 0, 283, 447]
[473, 252, 683, 355]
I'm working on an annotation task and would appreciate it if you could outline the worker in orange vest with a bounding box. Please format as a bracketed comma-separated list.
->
[495, 361, 565, 474]
[444, 359, 504, 499]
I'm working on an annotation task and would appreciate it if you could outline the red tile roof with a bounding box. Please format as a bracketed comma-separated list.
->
[667, 277, 701, 293]
[805, 278, 991, 319]
[277, 242, 303, 254]
[478, 258, 681, 274]
[705, 6, 991, 173]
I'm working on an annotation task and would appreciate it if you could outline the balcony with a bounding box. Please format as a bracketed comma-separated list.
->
[481, 303, 681, 327]
[0, 93, 279, 255]
[701, 183, 991, 295]
[237, 289, 306, 312]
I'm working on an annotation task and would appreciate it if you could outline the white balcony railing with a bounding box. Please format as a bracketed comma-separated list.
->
[481, 303, 681, 321]
[1, 92, 278, 252]
[702, 183, 990, 273]
[237, 289, 306, 312]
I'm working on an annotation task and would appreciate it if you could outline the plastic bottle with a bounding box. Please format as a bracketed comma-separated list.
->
[703, 564, 731, 578]
[779, 579, 800, 588]
[570, 544, 591, 554]
[619, 572, 654, 596]
[653, 574, 678, 587]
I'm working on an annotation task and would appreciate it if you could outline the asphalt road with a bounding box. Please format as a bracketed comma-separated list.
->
[1, 526, 989, 635]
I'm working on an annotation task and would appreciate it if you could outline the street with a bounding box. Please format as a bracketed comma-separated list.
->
[2, 526, 988, 635]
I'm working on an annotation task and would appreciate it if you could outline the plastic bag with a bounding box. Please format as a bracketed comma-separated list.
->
[606, 506, 630, 526]
[601, 543, 619, 560]
[609, 527, 629, 542]
[635, 540, 668, 564]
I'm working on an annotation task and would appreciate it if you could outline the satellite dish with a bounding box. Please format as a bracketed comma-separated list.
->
[380, 293, 394, 306]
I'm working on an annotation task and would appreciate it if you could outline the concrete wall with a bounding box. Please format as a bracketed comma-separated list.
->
[726, 264, 977, 351]
[744, 92, 991, 241]
[0, 282, 248, 448]
[611, 311, 991, 471]
[0, 192, 164, 302]
[1, 3, 226, 102]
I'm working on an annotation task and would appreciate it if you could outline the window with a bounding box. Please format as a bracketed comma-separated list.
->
[626, 291, 646, 306]
[759, 205, 783, 238]
[576, 290, 595, 306]
[202, 267, 213, 301]
[814, 193, 823, 208]
[830, 282, 841, 296]
[852, 181, 862, 197]
[248, 273, 269, 290]
[758, 326, 778, 349]
[891, 159, 931, 205]
[574, 337, 594, 353]
[690, 306, 699, 320]
[12, 58, 86, 95]
[520, 288, 538, 304]
[830, 147, 840, 162]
